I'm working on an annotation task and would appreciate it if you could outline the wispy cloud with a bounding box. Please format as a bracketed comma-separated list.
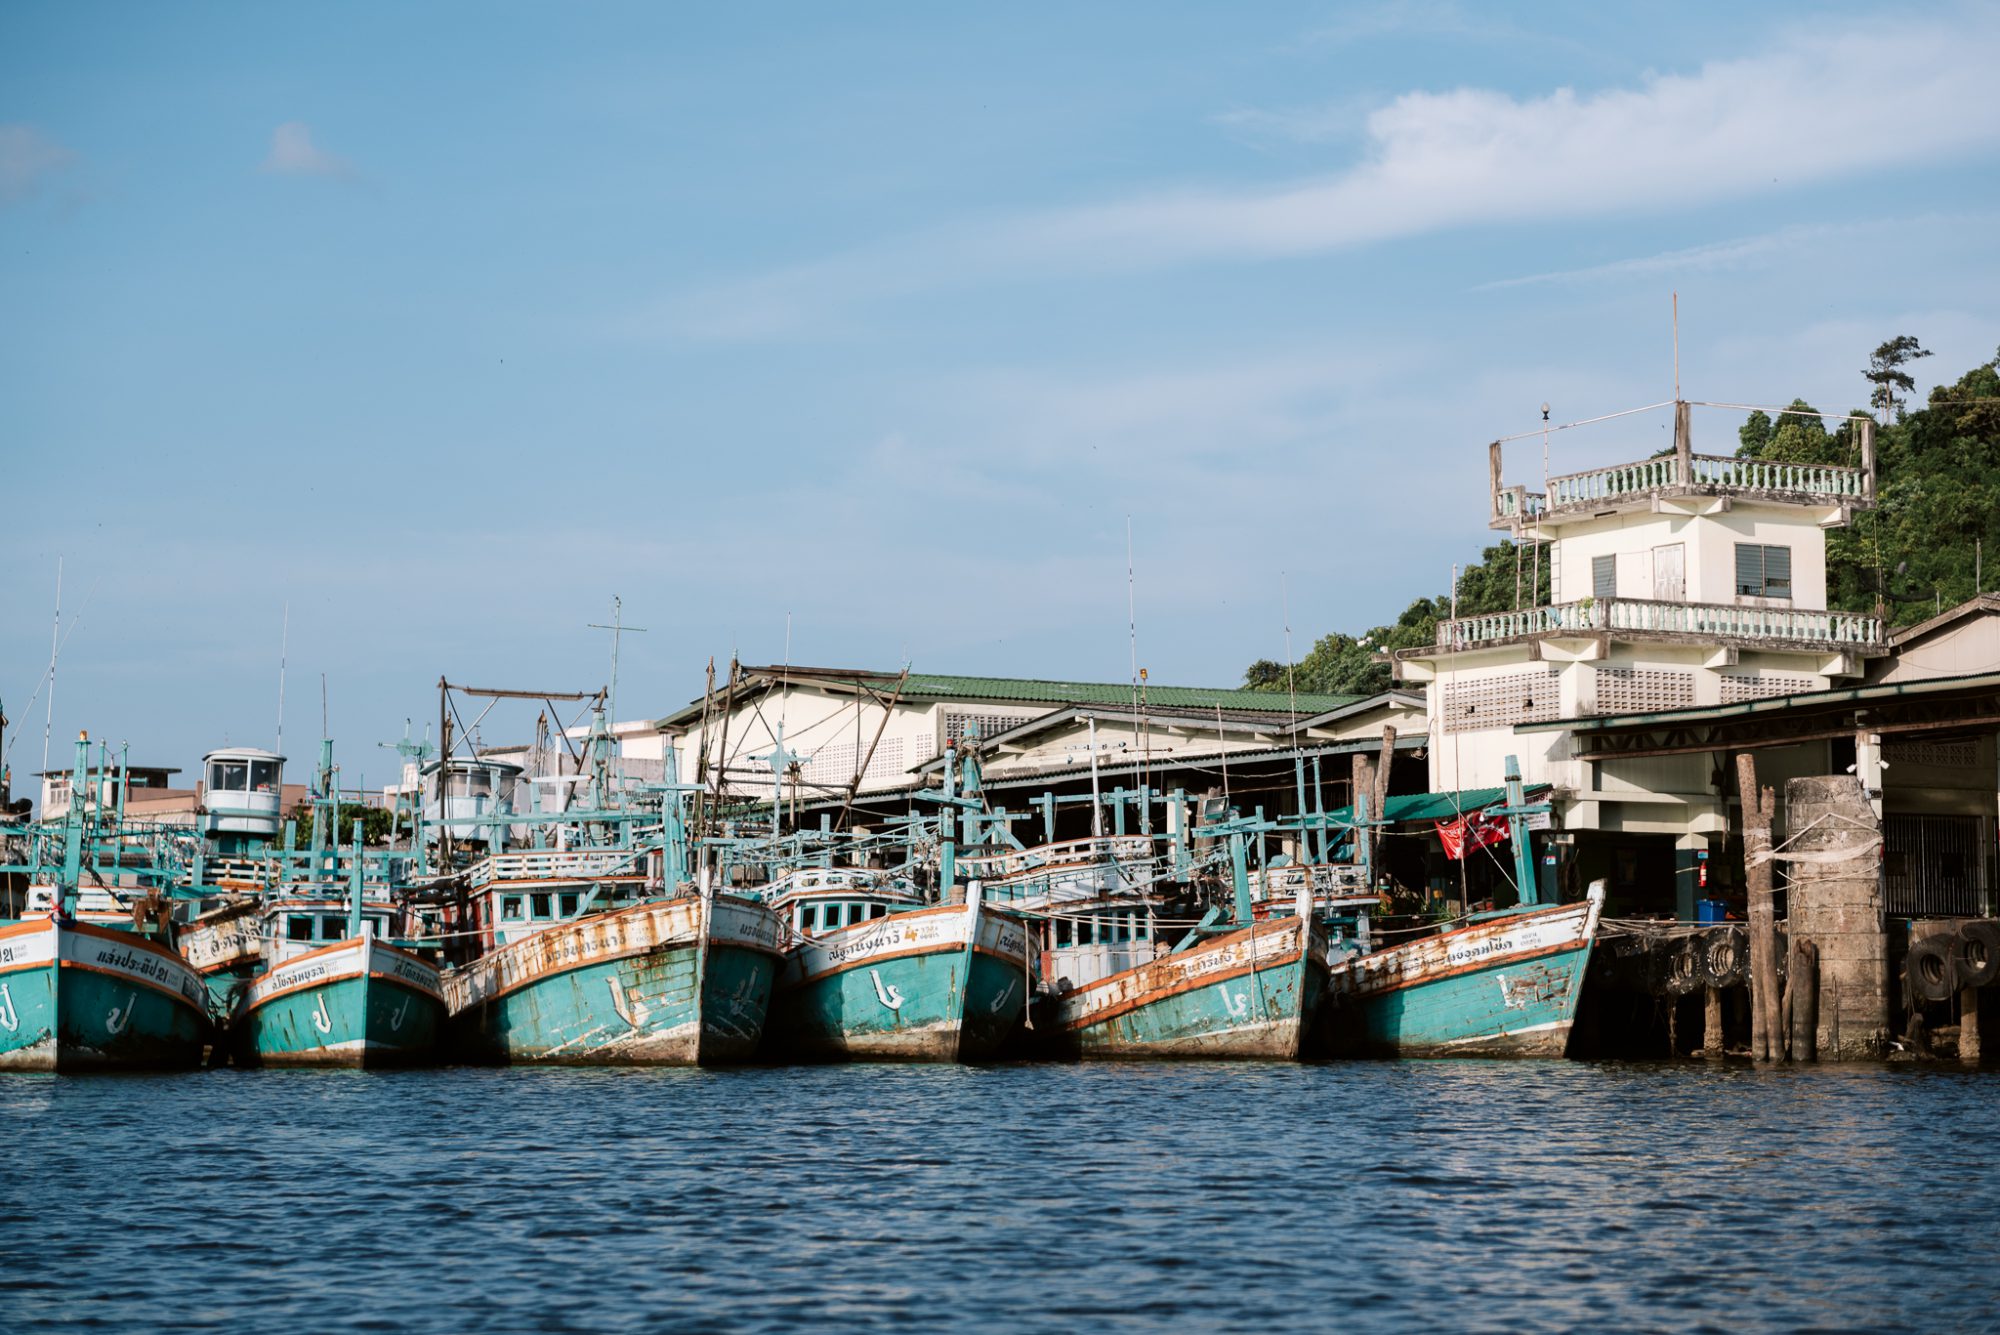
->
[1477, 225, 1846, 291]
[655, 15, 2000, 340]
[0, 125, 72, 205]
[261, 121, 354, 179]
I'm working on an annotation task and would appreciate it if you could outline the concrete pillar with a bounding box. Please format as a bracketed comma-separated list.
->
[1785, 775, 1889, 1060]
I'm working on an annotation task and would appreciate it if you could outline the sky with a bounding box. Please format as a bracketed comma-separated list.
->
[4, 1, 1999, 787]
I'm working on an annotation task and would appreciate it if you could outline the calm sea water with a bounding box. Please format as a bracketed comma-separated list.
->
[3, 1061, 1996, 1333]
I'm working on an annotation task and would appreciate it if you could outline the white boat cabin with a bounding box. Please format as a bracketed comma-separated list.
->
[266, 897, 399, 964]
[202, 747, 286, 840]
[762, 867, 923, 938]
[1033, 893, 1168, 994]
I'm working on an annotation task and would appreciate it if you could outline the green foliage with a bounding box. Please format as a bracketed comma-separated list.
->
[1737, 350, 2000, 628]
[290, 800, 399, 847]
[1245, 541, 1551, 697]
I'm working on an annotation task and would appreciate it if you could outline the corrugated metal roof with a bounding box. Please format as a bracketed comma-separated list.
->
[897, 674, 1361, 713]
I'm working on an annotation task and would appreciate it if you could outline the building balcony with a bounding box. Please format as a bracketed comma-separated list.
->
[1431, 597, 1885, 655]
[1492, 452, 1874, 530]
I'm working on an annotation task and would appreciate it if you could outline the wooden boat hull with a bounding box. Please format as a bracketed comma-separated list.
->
[1053, 915, 1325, 1060]
[1321, 889, 1605, 1058]
[234, 936, 445, 1068]
[767, 900, 1030, 1062]
[444, 895, 784, 1065]
[0, 918, 209, 1072]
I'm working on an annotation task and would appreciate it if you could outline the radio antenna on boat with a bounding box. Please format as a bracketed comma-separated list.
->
[588, 595, 648, 732]
[1281, 570, 1300, 735]
[40, 558, 60, 778]
[1127, 517, 1151, 835]
[276, 602, 289, 759]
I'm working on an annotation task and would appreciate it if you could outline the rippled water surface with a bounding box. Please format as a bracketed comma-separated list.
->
[4, 1061, 1997, 1332]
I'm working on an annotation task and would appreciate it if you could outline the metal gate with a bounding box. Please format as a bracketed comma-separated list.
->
[1883, 814, 1990, 917]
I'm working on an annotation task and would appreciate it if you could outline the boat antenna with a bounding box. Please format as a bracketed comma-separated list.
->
[1127, 517, 1151, 835]
[588, 595, 647, 732]
[40, 558, 60, 779]
[1282, 570, 1299, 738]
[276, 601, 289, 759]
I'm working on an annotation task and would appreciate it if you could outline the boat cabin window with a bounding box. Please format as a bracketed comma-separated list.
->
[287, 915, 313, 942]
[824, 903, 843, 929]
[530, 893, 552, 919]
[445, 770, 494, 799]
[319, 915, 345, 940]
[559, 893, 580, 918]
[1055, 919, 1072, 948]
[870, 903, 887, 920]
[501, 896, 525, 921]
[1077, 919, 1095, 947]
[249, 759, 281, 793]
[209, 760, 249, 793]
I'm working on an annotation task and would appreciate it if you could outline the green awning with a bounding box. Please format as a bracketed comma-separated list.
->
[1321, 784, 1548, 826]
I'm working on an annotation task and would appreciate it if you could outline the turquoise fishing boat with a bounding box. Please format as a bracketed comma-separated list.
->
[1048, 893, 1326, 1059]
[444, 879, 786, 1065]
[0, 734, 210, 1071]
[1322, 886, 1605, 1056]
[230, 896, 444, 1068]
[763, 871, 1031, 1061]
[0, 915, 210, 1071]
[988, 809, 1331, 1059]
[1319, 759, 1606, 1057]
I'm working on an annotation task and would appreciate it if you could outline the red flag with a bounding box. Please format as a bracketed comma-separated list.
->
[1436, 809, 1509, 861]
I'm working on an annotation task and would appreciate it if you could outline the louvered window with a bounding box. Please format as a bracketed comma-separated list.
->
[1734, 544, 1792, 598]
[1592, 555, 1616, 600]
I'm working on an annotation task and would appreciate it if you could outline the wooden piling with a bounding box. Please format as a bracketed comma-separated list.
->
[1961, 985, 1982, 1066]
[1702, 985, 1724, 1058]
[1737, 753, 1783, 1061]
[1791, 938, 1819, 1063]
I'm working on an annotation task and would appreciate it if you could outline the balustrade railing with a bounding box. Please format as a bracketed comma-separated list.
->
[1506, 453, 1869, 520]
[1437, 598, 1882, 650]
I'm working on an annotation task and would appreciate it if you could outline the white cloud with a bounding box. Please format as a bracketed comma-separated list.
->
[261, 122, 353, 178]
[655, 15, 2000, 339]
[0, 125, 72, 204]
[1029, 19, 2000, 264]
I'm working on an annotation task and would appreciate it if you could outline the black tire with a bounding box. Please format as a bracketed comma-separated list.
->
[1907, 935, 1959, 1003]
[1952, 921, 2000, 990]
[1665, 939, 1705, 995]
[1701, 929, 1748, 987]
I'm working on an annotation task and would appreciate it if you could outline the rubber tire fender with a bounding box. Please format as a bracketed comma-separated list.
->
[1907, 935, 1959, 1004]
[1665, 939, 1705, 995]
[1952, 920, 2000, 990]
[1701, 928, 1749, 988]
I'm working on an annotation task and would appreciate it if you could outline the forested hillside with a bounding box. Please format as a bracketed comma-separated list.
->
[1245, 340, 2000, 698]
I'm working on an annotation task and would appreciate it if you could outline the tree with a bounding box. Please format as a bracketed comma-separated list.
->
[1243, 541, 1549, 697]
[1738, 409, 1774, 456]
[1864, 335, 1931, 421]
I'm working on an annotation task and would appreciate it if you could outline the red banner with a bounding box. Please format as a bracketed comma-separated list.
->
[1436, 809, 1509, 861]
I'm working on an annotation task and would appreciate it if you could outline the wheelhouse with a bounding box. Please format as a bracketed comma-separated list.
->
[201, 746, 285, 840]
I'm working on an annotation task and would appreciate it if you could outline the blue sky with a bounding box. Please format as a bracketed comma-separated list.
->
[4, 1, 1998, 783]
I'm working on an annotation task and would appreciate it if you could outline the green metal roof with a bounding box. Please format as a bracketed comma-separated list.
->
[651, 667, 1362, 729]
[1321, 785, 1548, 825]
[895, 674, 1361, 713]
